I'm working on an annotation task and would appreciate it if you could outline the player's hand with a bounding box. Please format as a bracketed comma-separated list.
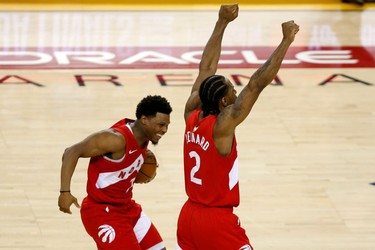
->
[147, 171, 157, 183]
[282, 20, 300, 43]
[58, 192, 80, 214]
[219, 3, 239, 23]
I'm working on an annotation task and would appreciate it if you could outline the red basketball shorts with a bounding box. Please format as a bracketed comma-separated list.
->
[80, 196, 165, 250]
[177, 200, 253, 250]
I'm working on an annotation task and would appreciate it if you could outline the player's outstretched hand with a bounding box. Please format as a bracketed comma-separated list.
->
[282, 20, 300, 43]
[219, 3, 239, 23]
[58, 192, 81, 214]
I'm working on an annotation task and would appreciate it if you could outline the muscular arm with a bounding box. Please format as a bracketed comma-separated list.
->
[214, 21, 300, 155]
[184, 4, 238, 121]
[58, 129, 125, 214]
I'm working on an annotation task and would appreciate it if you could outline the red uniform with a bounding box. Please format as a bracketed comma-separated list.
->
[80, 119, 165, 250]
[177, 110, 252, 250]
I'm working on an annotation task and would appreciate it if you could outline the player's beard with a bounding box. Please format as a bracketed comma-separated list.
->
[151, 140, 158, 145]
[150, 140, 159, 146]
[150, 132, 160, 145]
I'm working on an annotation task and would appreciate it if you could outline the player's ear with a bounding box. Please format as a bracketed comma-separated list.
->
[140, 115, 148, 125]
[221, 96, 229, 107]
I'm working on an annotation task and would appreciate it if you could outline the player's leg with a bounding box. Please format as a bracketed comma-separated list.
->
[176, 200, 196, 250]
[204, 208, 253, 250]
[80, 197, 141, 250]
[134, 211, 166, 250]
[183, 201, 253, 250]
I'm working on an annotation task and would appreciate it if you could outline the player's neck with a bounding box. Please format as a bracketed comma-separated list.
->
[130, 120, 148, 149]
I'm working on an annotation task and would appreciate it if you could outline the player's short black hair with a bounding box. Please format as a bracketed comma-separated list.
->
[199, 75, 228, 117]
[136, 95, 172, 119]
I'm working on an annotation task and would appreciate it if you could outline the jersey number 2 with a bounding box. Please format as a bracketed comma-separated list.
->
[189, 151, 202, 185]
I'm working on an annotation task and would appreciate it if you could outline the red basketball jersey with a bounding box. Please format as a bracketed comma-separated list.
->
[183, 110, 240, 207]
[86, 118, 148, 205]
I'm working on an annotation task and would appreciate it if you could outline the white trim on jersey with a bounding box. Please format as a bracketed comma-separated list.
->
[239, 244, 253, 250]
[133, 212, 165, 249]
[147, 242, 166, 250]
[176, 242, 183, 250]
[229, 157, 239, 190]
[95, 154, 144, 189]
[103, 154, 125, 163]
[134, 211, 151, 242]
[126, 123, 134, 134]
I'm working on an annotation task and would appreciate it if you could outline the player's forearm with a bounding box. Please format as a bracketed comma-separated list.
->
[190, 19, 230, 94]
[199, 19, 229, 73]
[60, 148, 79, 191]
[249, 38, 293, 91]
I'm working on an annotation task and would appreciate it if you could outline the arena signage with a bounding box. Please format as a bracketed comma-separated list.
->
[0, 46, 374, 69]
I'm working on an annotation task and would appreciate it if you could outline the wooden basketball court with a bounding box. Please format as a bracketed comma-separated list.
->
[0, 1, 374, 249]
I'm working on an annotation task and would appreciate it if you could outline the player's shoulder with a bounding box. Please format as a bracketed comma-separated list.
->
[98, 128, 126, 146]
[185, 92, 201, 119]
[214, 107, 237, 134]
[216, 106, 234, 123]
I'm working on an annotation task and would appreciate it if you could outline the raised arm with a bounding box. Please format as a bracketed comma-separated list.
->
[58, 129, 125, 214]
[184, 4, 238, 121]
[214, 21, 299, 152]
[247, 21, 299, 92]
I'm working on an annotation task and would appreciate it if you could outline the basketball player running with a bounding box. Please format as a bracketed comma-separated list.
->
[177, 4, 299, 250]
[58, 95, 172, 250]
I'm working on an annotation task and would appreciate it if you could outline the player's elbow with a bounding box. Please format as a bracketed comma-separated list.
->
[62, 147, 73, 161]
[62, 145, 82, 161]
[247, 82, 265, 95]
[199, 64, 217, 76]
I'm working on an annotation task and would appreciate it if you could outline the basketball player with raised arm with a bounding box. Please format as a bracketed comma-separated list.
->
[58, 95, 172, 250]
[176, 4, 299, 249]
